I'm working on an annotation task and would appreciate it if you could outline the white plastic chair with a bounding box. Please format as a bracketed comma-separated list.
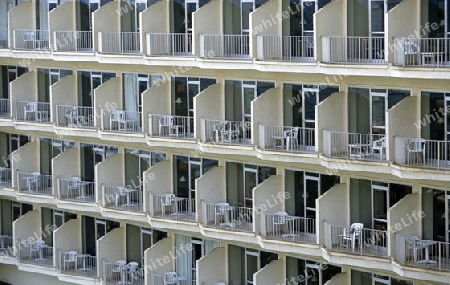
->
[272, 211, 289, 236]
[24, 102, 38, 121]
[63, 251, 78, 271]
[159, 115, 175, 136]
[214, 202, 231, 226]
[114, 186, 127, 207]
[404, 40, 420, 65]
[372, 137, 386, 159]
[26, 172, 41, 192]
[29, 239, 45, 259]
[341, 223, 364, 251]
[161, 194, 176, 215]
[127, 261, 139, 281]
[67, 176, 81, 197]
[163, 271, 179, 285]
[407, 138, 426, 164]
[406, 235, 427, 263]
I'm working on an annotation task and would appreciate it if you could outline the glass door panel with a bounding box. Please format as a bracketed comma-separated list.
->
[95, 219, 106, 240]
[241, 1, 254, 34]
[245, 249, 259, 285]
[187, 78, 200, 134]
[189, 158, 202, 200]
[370, 91, 387, 135]
[191, 238, 203, 280]
[304, 174, 319, 220]
[370, 0, 385, 35]
[185, 0, 198, 33]
[242, 84, 256, 142]
[54, 210, 64, 228]
[141, 228, 152, 264]
[372, 183, 388, 230]
[135, 0, 148, 32]
[244, 165, 257, 208]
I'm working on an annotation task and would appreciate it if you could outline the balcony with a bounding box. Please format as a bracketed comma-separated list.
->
[101, 109, 142, 133]
[148, 114, 194, 140]
[395, 235, 450, 272]
[56, 105, 95, 128]
[323, 131, 387, 162]
[257, 35, 314, 62]
[324, 222, 388, 258]
[261, 213, 316, 244]
[18, 240, 53, 267]
[53, 31, 93, 52]
[150, 193, 195, 222]
[0, 28, 7, 48]
[394, 137, 450, 170]
[103, 260, 144, 285]
[0, 168, 12, 187]
[393, 37, 450, 68]
[259, 125, 315, 154]
[17, 172, 52, 195]
[102, 185, 143, 212]
[0, 99, 10, 118]
[151, 272, 195, 285]
[322, 36, 385, 64]
[13, 29, 49, 51]
[146, 33, 193, 57]
[15, 101, 51, 123]
[58, 250, 97, 278]
[203, 202, 253, 232]
[202, 119, 252, 146]
[58, 178, 95, 203]
[99, 32, 140, 55]
[200, 34, 250, 59]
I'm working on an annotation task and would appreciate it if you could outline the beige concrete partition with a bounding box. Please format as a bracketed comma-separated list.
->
[315, 0, 345, 62]
[11, 142, 39, 188]
[93, 1, 120, 52]
[50, 75, 77, 124]
[142, 80, 170, 135]
[192, 0, 222, 56]
[93, 77, 122, 128]
[316, 183, 349, 246]
[140, 0, 170, 55]
[95, 153, 124, 205]
[97, 227, 125, 277]
[250, 0, 280, 59]
[387, 194, 420, 257]
[8, 1, 35, 47]
[48, 1, 75, 49]
[386, 96, 419, 162]
[53, 219, 82, 269]
[10, 72, 37, 118]
[252, 175, 283, 235]
[254, 259, 283, 285]
[325, 272, 348, 285]
[52, 148, 80, 198]
[12, 210, 39, 256]
[386, 0, 420, 63]
[194, 83, 224, 140]
[144, 160, 172, 214]
[252, 87, 281, 147]
[196, 166, 226, 224]
[144, 237, 174, 280]
[197, 247, 227, 285]
[316, 91, 346, 154]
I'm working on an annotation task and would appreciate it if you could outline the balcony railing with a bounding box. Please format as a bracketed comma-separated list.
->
[59, 250, 97, 277]
[261, 213, 316, 244]
[54, 31, 93, 52]
[151, 272, 195, 285]
[15, 101, 51, 123]
[324, 222, 388, 258]
[394, 137, 450, 170]
[0, 28, 7, 48]
[322, 36, 385, 64]
[0, 98, 10, 118]
[14, 29, 49, 51]
[18, 241, 53, 267]
[201, 119, 252, 146]
[103, 260, 145, 285]
[58, 178, 95, 203]
[102, 185, 143, 212]
[149, 193, 196, 222]
[203, 202, 253, 232]
[257, 35, 314, 62]
[101, 109, 142, 133]
[393, 37, 450, 68]
[395, 235, 450, 272]
[17, 172, 52, 195]
[99, 32, 140, 55]
[200, 34, 250, 59]
[148, 114, 194, 140]
[0, 168, 12, 187]
[56, 105, 95, 128]
[0, 236, 13, 257]
[260, 125, 315, 153]
[146, 33, 193, 56]
[323, 130, 387, 162]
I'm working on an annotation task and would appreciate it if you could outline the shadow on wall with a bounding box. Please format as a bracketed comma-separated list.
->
[0, 281, 12, 285]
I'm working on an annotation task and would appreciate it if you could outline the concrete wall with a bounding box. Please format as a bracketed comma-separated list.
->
[315, 0, 345, 61]
[192, 0, 222, 56]
[145, 237, 174, 278]
[250, 0, 280, 58]
[386, 0, 420, 62]
[48, 1, 75, 49]
[194, 83, 224, 139]
[140, 0, 170, 54]
[196, 166, 226, 224]
[8, 1, 35, 46]
[52, 147, 80, 198]
[253, 175, 283, 234]
[316, 183, 348, 245]
[93, 1, 120, 51]
[316, 91, 346, 153]
[50, 74, 77, 123]
[143, 80, 171, 135]
[12, 210, 39, 256]
[54, 219, 82, 267]
[197, 247, 227, 285]
[97, 227, 125, 277]
[325, 272, 348, 285]
[145, 160, 172, 213]
[254, 259, 283, 285]
[11, 142, 38, 188]
[0, 264, 75, 285]
[252, 87, 281, 146]
[95, 154, 124, 205]
[93, 77, 122, 128]
[10, 71, 37, 118]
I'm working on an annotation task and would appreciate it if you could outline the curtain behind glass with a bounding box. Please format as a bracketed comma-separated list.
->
[123, 73, 139, 121]
[175, 234, 192, 279]
[204, 239, 220, 254]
